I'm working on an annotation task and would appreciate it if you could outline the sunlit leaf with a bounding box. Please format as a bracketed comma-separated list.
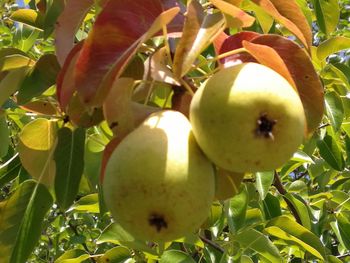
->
[255, 171, 274, 200]
[54, 0, 94, 65]
[235, 228, 282, 262]
[10, 9, 44, 30]
[0, 54, 34, 72]
[98, 246, 132, 263]
[70, 194, 99, 214]
[317, 36, 350, 61]
[265, 215, 326, 260]
[173, 1, 226, 78]
[312, 0, 339, 36]
[0, 180, 53, 263]
[336, 212, 350, 250]
[262, 193, 282, 220]
[284, 193, 311, 230]
[17, 118, 58, 186]
[225, 185, 248, 234]
[325, 91, 344, 132]
[55, 249, 89, 263]
[54, 127, 85, 210]
[160, 250, 196, 263]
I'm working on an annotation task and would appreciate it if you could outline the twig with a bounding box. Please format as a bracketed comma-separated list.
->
[199, 236, 224, 253]
[273, 171, 302, 225]
[336, 252, 350, 259]
[318, 123, 330, 129]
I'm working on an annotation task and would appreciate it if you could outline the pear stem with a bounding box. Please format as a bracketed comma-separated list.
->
[273, 171, 302, 225]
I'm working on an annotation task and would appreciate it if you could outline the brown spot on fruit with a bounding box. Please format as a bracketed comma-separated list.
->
[255, 113, 277, 140]
[148, 213, 168, 232]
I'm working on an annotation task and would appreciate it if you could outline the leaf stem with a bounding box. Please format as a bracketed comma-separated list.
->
[199, 235, 224, 253]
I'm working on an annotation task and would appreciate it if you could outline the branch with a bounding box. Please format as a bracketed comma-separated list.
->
[273, 171, 302, 225]
[199, 236, 224, 253]
[337, 252, 350, 259]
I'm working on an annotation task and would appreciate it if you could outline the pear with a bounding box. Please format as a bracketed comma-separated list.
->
[103, 110, 215, 242]
[190, 62, 305, 173]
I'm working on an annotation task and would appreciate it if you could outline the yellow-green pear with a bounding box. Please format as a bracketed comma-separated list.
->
[103, 110, 215, 242]
[190, 62, 306, 173]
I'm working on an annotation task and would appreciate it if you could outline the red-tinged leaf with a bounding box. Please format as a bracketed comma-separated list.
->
[103, 77, 159, 136]
[100, 137, 123, 183]
[251, 35, 324, 134]
[173, 1, 226, 78]
[145, 47, 180, 86]
[20, 100, 58, 115]
[56, 41, 84, 109]
[251, 0, 310, 50]
[54, 0, 94, 66]
[209, 0, 255, 28]
[74, 0, 179, 106]
[219, 31, 260, 66]
[242, 41, 297, 89]
[213, 31, 229, 57]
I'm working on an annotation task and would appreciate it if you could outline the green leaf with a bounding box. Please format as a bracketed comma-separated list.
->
[0, 67, 29, 107]
[70, 194, 99, 214]
[98, 246, 132, 263]
[97, 223, 157, 255]
[329, 190, 350, 211]
[0, 54, 34, 72]
[17, 118, 58, 187]
[317, 36, 350, 61]
[312, 0, 340, 36]
[17, 54, 60, 104]
[160, 250, 196, 263]
[225, 185, 248, 234]
[284, 193, 311, 230]
[0, 180, 53, 263]
[265, 215, 326, 260]
[0, 113, 9, 158]
[55, 249, 89, 263]
[54, 127, 85, 210]
[325, 91, 344, 132]
[43, 0, 65, 39]
[0, 155, 22, 187]
[10, 9, 44, 30]
[336, 213, 350, 250]
[317, 134, 345, 171]
[255, 171, 274, 200]
[262, 193, 282, 220]
[235, 228, 282, 262]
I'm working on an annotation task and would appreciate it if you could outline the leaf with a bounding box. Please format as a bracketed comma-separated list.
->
[251, 35, 324, 134]
[0, 180, 53, 263]
[20, 100, 58, 116]
[43, 0, 65, 39]
[250, 0, 311, 49]
[225, 185, 248, 234]
[70, 194, 99, 214]
[17, 118, 58, 187]
[98, 246, 132, 263]
[336, 213, 350, 250]
[312, 0, 339, 36]
[209, 0, 255, 28]
[0, 155, 22, 188]
[0, 113, 9, 158]
[235, 228, 282, 262]
[55, 249, 89, 263]
[317, 36, 350, 61]
[54, 0, 94, 65]
[325, 91, 344, 132]
[255, 171, 274, 200]
[265, 215, 326, 260]
[74, 0, 179, 106]
[0, 54, 34, 72]
[284, 193, 311, 230]
[215, 168, 244, 200]
[10, 9, 44, 30]
[262, 193, 282, 220]
[173, 1, 226, 78]
[160, 250, 196, 263]
[97, 223, 157, 255]
[54, 127, 85, 210]
[317, 134, 345, 171]
[17, 54, 60, 105]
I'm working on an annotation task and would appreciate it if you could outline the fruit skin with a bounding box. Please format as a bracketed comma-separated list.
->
[103, 110, 215, 242]
[190, 62, 306, 173]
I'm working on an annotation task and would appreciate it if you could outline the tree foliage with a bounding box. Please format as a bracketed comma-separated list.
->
[1, 0, 350, 262]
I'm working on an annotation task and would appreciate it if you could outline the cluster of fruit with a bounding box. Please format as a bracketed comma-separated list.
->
[102, 62, 306, 242]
